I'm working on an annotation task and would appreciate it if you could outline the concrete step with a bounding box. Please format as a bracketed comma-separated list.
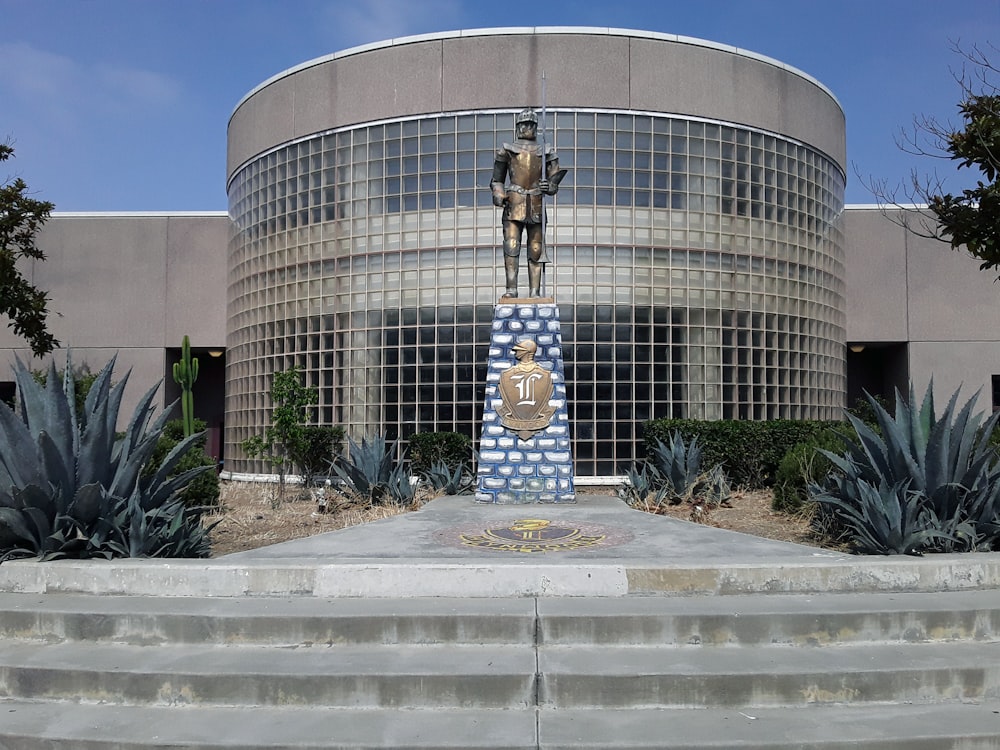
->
[3, 590, 1000, 748]
[6, 553, 1000, 598]
[2, 700, 1000, 749]
[0, 594, 537, 646]
[0, 640, 536, 708]
[0, 700, 538, 749]
[538, 640, 1000, 708]
[538, 704, 1000, 749]
[4, 590, 999, 649]
[537, 590, 1000, 646]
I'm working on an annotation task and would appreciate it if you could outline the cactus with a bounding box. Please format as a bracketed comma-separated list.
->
[172, 335, 199, 437]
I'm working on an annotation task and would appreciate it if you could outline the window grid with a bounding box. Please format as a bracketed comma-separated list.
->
[227, 110, 846, 476]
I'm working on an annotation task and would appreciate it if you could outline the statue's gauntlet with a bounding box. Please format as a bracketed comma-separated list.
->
[490, 181, 507, 207]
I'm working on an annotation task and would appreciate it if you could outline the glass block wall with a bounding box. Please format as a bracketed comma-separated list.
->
[227, 109, 846, 476]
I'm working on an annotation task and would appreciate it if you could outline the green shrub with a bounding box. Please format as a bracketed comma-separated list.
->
[643, 419, 839, 489]
[145, 418, 220, 509]
[0, 355, 215, 560]
[408, 432, 472, 474]
[293, 425, 345, 486]
[846, 393, 893, 428]
[772, 429, 848, 513]
[811, 384, 1000, 555]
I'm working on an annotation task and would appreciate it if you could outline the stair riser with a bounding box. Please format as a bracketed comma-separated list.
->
[0, 612, 536, 647]
[540, 610, 1000, 646]
[540, 667, 1000, 708]
[0, 668, 536, 709]
[4, 664, 998, 710]
[5, 609, 1000, 649]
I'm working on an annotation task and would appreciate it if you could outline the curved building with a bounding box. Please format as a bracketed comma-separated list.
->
[225, 27, 847, 476]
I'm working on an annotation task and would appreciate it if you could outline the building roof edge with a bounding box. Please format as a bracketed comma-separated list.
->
[229, 26, 842, 123]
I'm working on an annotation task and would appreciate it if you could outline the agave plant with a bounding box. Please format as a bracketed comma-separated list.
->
[622, 433, 733, 512]
[0, 355, 214, 561]
[649, 431, 705, 504]
[420, 459, 472, 496]
[812, 383, 1000, 554]
[811, 477, 949, 555]
[700, 464, 732, 507]
[329, 434, 411, 505]
[617, 463, 660, 508]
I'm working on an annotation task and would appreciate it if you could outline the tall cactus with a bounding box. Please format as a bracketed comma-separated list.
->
[172, 335, 199, 437]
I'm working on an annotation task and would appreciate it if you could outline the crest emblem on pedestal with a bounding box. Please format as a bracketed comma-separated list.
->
[497, 339, 557, 439]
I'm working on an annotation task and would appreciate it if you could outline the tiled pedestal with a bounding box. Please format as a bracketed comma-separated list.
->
[476, 302, 575, 504]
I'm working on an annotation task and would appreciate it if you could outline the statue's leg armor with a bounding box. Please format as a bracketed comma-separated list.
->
[502, 220, 522, 298]
[527, 224, 545, 297]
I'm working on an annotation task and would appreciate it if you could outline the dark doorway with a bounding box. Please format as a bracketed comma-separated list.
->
[163, 348, 226, 465]
[846, 343, 908, 411]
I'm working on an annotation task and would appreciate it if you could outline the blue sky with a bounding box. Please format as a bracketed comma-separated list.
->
[3, 0, 999, 210]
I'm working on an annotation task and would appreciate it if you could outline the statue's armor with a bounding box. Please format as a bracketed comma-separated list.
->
[491, 141, 560, 227]
[488, 108, 566, 297]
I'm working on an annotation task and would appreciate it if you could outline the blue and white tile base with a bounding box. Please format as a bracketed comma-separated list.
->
[476, 302, 576, 504]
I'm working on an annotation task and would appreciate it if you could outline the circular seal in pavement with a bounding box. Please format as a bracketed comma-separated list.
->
[435, 517, 632, 554]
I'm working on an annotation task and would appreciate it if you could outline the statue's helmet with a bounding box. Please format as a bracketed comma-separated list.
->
[512, 339, 538, 360]
[515, 108, 538, 127]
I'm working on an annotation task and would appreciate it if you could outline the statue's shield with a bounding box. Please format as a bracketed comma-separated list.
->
[497, 363, 557, 439]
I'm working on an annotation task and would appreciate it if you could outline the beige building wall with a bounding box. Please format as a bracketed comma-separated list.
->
[0, 213, 228, 421]
[844, 206, 1000, 408]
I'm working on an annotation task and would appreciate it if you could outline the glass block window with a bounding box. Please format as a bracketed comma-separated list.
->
[227, 110, 846, 476]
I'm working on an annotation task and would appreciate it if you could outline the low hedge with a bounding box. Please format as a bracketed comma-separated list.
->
[408, 431, 472, 474]
[643, 419, 841, 489]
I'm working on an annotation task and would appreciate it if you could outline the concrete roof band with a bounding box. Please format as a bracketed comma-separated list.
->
[229, 26, 843, 123]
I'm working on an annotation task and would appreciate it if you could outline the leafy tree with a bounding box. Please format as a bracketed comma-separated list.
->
[241, 365, 318, 499]
[0, 143, 58, 357]
[866, 43, 1000, 278]
[295, 425, 345, 488]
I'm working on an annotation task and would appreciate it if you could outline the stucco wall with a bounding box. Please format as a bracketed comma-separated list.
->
[843, 206, 1000, 405]
[0, 213, 228, 420]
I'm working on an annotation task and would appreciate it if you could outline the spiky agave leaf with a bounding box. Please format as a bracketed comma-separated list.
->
[76, 361, 121, 490]
[0, 354, 215, 561]
[814, 479, 944, 555]
[105, 381, 160, 498]
[813, 382, 1000, 554]
[0, 399, 42, 490]
[140, 430, 212, 509]
[649, 431, 703, 503]
[0, 507, 37, 550]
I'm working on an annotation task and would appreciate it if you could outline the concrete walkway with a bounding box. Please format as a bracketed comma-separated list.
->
[1, 493, 999, 598]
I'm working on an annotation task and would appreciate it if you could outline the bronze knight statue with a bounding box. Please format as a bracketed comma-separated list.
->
[490, 108, 567, 299]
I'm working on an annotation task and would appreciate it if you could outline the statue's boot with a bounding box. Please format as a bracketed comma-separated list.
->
[528, 260, 543, 297]
[502, 255, 519, 298]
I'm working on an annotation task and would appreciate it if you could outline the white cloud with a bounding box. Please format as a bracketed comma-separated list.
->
[323, 0, 467, 47]
[0, 42, 182, 130]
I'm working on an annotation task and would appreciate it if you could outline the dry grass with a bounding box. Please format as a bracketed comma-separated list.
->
[630, 487, 823, 548]
[206, 482, 417, 557]
[207, 481, 825, 557]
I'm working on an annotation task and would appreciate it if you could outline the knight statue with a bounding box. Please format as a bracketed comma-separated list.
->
[490, 108, 567, 299]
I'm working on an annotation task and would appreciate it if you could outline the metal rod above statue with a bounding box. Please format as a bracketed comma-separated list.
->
[489, 78, 568, 301]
